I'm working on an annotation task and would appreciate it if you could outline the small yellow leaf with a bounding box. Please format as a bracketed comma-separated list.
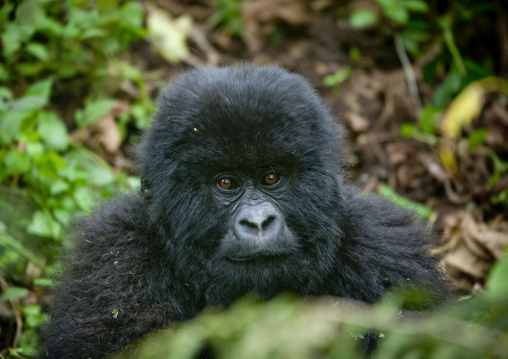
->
[439, 147, 457, 174]
[146, 6, 192, 63]
[441, 83, 484, 138]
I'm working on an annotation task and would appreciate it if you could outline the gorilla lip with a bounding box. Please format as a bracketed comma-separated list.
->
[226, 251, 290, 262]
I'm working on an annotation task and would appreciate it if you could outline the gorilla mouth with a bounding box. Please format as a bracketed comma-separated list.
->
[226, 251, 290, 262]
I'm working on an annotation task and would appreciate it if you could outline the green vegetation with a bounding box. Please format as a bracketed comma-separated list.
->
[114, 253, 508, 359]
[208, 0, 244, 37]
[0, 0, 150, 355]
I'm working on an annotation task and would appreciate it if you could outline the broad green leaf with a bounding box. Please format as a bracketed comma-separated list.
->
[0, 110, 31, 141]
[53, 209, 72, 225]
[384, 7, 408, 25]
[0, 86, 13, 100]
[4, 150, 30, 175]
[1, 23, 24, 57]
[1, 287, 29, 301]
[349, 10, 378, 29]
[25, 42, 50, 61]
[17, 62, 43, 76]
[35, 152, 65, 179]
[26, 142, 45, 158]
[27, 210, 59, 238]
[418, 106, 441, 134]
[487, 256, 508, 303]
[85, 162, 115, 186]
[11, 96, 45, 112]
[50, 179, 70, 195]
[75, 99, 116, 129]
[404, 0, 429, 12]
[24, 77, 54, 104]
[74, 186, 96, 211]
[467, 128, 488, 148]
[0, 64, 8, 82]
[37, 112, 69, 151]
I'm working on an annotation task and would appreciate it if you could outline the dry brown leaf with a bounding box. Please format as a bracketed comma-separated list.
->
[242, 0, 309, 53]
[342, 111, 370, 133]
[72, 100, 129, 157]
[442, 212, 508, 290]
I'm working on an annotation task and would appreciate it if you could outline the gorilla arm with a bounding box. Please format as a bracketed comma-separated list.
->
[41, 195, 189, 359]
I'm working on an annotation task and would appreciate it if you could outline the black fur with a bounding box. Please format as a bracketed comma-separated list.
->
[41, 66, 446, 358]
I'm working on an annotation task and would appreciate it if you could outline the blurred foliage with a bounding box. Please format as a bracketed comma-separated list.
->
[378, 185, 433, 219]
[348, 0, 506, 209]
[323, 66, 353, 90]
[0, 0, 152, 355]
[114, 253, 508, 359]
[208, 0, 243, 37]
[146, 4, 192, 63]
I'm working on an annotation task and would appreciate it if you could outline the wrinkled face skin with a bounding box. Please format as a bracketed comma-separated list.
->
[139, 66, 347, 305]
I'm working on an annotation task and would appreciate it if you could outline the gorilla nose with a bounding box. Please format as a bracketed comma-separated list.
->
[233, 201, 284, 244]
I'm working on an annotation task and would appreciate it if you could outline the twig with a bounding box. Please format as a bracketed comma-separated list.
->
[394, 34, 422, 115]
[0, 275, 23, 349]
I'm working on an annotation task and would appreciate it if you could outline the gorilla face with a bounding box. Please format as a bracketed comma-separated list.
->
[139, 66, 347, 304]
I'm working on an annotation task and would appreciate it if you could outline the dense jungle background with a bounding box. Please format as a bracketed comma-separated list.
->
[1, 0, 507, 357]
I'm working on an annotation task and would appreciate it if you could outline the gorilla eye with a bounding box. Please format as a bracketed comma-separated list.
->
[218, 178, 239, 190]
[263, 173, 279, 186]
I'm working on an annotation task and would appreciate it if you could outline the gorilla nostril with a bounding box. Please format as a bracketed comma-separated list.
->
[262, 215, 276, 230]
[239, 219, 258, 230]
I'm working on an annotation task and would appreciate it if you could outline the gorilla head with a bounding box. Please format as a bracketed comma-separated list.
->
[138, 66, 349, 304]
[42, 65, 445, 359]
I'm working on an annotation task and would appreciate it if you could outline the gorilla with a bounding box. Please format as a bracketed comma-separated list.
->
[41, 65, 446, 358]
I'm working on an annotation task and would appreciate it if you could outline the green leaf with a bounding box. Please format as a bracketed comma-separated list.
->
[12, 96, 45, 111]
[487, 256, 508, 303]
[383, 7, 408, 25]
[404, 0, 429, 13]
[1, 23, 24, 58]
[418, 106, 441, 134]
[400, 123, 415, 138]
[4, 150, 30, 175]
[85, 162, 115, 186]
[33, 278, 54, 287]
[1, 287, 29, 301]
[467, 127, 488, 148]
[378, 185, 433, 218]
[17, 62, 43, 76]
[37, 112, 69, 151]
[0, 63, 9, 82]
[53, 209, 72, 225]
[25, 42, 50, 61]
[34, 152, 65, 179]
[73, 186, 96, 211]
[75, 99, 116, 129]
[349, 10, 378, 29]
[26, 142, 45, 158]
[24, 77, 54, 105]
[50, 179, 70, 195]
[27, 210, 59, 238]
[0, 110, 31, 141]
[323, 67, 353, 87]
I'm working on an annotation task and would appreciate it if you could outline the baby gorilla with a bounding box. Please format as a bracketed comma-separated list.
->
[42, 66, 446, 358]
